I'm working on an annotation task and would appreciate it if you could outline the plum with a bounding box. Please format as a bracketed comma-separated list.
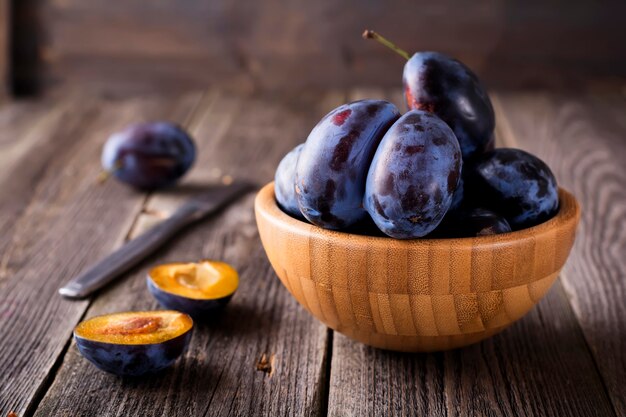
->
[363, 30, 494, 161]
[74, 310, 193, 376]
[432, 208, 511, 238]
[101, 122, 196, 190]
[296, 100, 400, 229]
[449, 176, 465, 212]
[402, 52, 494, 160]
[274, 144, 305, 220]
[463, 208, 512, 236]
[471, 148, 559, 229]
[364, 110, 462, 238]
[147, 260, 238, 319]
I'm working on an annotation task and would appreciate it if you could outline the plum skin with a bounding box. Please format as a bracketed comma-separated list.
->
[274, 144, 305, 220]
[296, 100, 400, 229]
[147, 277, 233, 320]
[465, 208, 512, 236]
[403, 52, 495, 161]
[74, 330, 192, 377]
[432, 207, 511, 238]
[102, 122, 196, 190]
[365, 110, 462, 239]
[471, 148, 559, 229]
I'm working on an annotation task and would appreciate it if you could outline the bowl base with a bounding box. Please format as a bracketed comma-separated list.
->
[336, 326, 508, 352]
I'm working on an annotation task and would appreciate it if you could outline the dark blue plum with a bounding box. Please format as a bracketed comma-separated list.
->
[449, 176, 465, 212]
[101, 122, 196, 190]
[403, 52, 494, 161]
[296, 100, 400, 229]
[472, 148, 559, 229]
[73, 311, 193, 376]
[364, 110, 462, 238]
[434, 208, 512, 238]
[274, 144, 305, 220]
[464, 208, 512, 236]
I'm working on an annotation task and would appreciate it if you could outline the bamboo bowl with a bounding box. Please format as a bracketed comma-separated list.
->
[255, 183, 580, 352]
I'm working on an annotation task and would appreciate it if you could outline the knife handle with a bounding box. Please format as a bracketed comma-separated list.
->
[58, 204, 202, 299]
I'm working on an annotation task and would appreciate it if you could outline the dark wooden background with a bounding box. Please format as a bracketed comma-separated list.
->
[6, 0, 626, 96]
[0, 2, 625, 416]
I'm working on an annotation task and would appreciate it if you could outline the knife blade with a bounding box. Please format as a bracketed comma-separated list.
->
[58, 181, 256, 299]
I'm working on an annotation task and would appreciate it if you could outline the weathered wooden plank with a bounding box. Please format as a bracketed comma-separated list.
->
[34, 90, 347, 417]
[0, 97, 90, 276]
[0, 92, 203, 416]
[495, 92, 626, 416]
[326, 89, 616, 417]
[11, 0, 626, 95]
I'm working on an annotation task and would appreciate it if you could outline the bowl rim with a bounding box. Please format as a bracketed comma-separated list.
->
[255, 182, 581, 248]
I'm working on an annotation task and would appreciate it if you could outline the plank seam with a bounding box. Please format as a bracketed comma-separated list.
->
[22, 328, 76, 417]
[493, 93, 619, 417]
[319, 328, 334, 417]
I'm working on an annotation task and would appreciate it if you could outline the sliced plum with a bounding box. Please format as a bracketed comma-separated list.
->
[73, 310, 193, 376]
[147, 260, 238, 319]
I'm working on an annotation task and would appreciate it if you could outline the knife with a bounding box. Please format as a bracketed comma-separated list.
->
[59, 181, 256, 299]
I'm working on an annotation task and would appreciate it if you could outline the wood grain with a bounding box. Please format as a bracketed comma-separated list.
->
[34, 90, 346, 417]
[495, 92, 626, 416]
[321, 89, 617, 416]
[0, 97, 87, 276]
[11, 0, 626, 95]
[0, 92, 202, 416]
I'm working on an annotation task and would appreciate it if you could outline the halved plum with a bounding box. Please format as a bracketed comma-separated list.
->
[147, 260, 238, 319]
[73, 310, 193, 376]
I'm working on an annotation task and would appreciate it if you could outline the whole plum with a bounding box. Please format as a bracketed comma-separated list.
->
[101, 122, 196, 190]
[296, 100, 400, 229]
[363, 30, 494, 161]
[449, 176, 465, 212]
[274, 144, 305, 220]
[434, 208, 512, 238]
[364, 110, 462, 238]
[472, 148, 559, 229]
[464, 208, 512, 236]
[403, 52, 494, 161]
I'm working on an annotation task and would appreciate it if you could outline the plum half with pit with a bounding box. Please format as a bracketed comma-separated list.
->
[147, 260, 239, 319]
[295, 100, 400, 229]
[364, 110, 462, 238]
[101, 122, 196, 190]
[471, 148, 559, 229]
[73, 310, 193, 376]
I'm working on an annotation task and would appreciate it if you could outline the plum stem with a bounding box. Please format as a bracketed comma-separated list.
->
[97, 170, 111, 184]
[97, 161, 123, 184]
[362, 30, 411, 61]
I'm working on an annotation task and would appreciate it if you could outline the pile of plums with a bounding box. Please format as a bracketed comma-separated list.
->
[275, 31, 559, 239]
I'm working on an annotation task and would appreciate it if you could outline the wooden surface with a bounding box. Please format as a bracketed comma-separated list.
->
[256, 183, 579, 352]
[9, 0, 626, 95]
[0, 88, 624, 417]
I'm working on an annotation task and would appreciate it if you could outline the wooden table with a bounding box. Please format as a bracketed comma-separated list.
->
[0, 89, 624, 417]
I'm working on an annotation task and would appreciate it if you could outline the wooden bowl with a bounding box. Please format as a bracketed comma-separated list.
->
[255, 183, 580, 352]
